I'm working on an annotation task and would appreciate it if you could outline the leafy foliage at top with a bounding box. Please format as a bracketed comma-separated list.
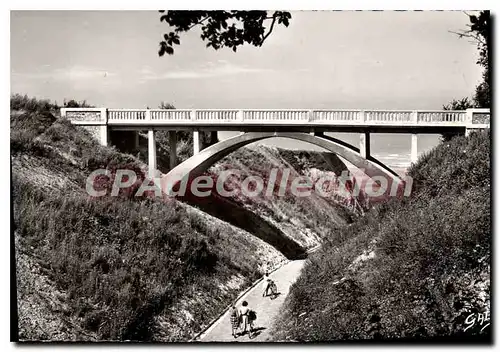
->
[441, 11, 490, 141]
[158, 10, 291, 56]
[448, 11, 490, 109]
[469, 11, 490, 108]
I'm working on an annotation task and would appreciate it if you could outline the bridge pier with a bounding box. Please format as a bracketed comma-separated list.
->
[148, 129, 156, 177]
[209, 131, 218, 146]
[193, 130, 201, 155]
[169, 131, 177, 169]
[133, 131, 139, 150]
[359, 132, 371, 158]
[411, 133, 418, 163]
[100, 126, 109, 147]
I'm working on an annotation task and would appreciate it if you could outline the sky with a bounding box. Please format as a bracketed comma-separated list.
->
[11, 10, 482, 109]
[10, 10, 484, 171]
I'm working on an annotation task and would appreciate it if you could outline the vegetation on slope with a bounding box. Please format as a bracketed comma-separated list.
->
[11, 96, 288, 341]
[11, 94, 361, 341]
[272, 131, 490, 341]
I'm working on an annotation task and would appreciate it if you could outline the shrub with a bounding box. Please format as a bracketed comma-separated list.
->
[408, 130, 490, 198]
[13, 177, 225, 340]
[11, 93, 59, 113]
[63, 99, 94, 108]
[272, 130, 491, 341]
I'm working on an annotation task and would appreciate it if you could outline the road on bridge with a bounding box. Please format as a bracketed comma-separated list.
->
[196, 259, 307, 342]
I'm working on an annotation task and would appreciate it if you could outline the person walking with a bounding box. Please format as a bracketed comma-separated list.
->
[248, 309, 257, 337]
[229, 306, 240, 338]
[239, 301, 251, 335]
[262, 273, 270, 297]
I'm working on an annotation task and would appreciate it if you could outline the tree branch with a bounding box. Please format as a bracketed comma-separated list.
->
[186, 16, 210, 31]
[449, 30, 486, 46]
[261, 15, 277, 45]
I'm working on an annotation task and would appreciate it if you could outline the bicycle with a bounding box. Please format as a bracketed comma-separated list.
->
[268, 280, 278, 299]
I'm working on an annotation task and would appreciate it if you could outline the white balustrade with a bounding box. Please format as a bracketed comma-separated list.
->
[61, 108, 486, 128]
[108, 109, 146, 121]
[195, 110, 239, 121]
[366, 111, 413, 123]
[243, 110, 309, 122]
[417, 111, 465, 123]
[311, 110, 360, 123]
[150, 110, 191, 121]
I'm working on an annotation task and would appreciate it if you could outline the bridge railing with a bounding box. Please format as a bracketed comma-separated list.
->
[196, 110, 240, 121]
[365, 111, 414, 123]
[61, 108, 489, 127]
[312, 110, 361, 122]
[150, 109, 191, 121]
[417, 111, 465, 123]
[108, 109, 147, 121]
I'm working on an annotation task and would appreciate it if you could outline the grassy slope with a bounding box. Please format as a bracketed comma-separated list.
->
[272, 131, 490, 341]
[12, 107, 288, 341]
[11, 94, 359, 341]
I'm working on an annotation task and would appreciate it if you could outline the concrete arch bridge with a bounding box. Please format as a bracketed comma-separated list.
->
[62, 107, 490, 192]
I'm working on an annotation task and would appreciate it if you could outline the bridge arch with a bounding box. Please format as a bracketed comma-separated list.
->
[161, 132, 402, 194]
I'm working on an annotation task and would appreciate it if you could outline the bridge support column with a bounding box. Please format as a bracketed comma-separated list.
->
[132, 131, 140, 150]
[97, 108, 109, 147]
[411, 133, 418, 164]
[209, 131, 218, 146]
[193, 130, 201, 155]
[169, 130, 177, 169]
[99, 126, 109, 147]
[148, 129, 156, 177]
[359, 132, 371, 158]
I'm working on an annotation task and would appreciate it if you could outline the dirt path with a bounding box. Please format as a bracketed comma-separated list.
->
[197, 259, 307, 342]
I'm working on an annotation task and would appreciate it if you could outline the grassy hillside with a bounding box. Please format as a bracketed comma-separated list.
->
[12, 95, 359, 341]
[11, 100, 290, 341]
[272, 131, 490, 341]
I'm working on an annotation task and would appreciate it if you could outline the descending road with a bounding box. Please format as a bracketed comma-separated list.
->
[197, 259, 307, 342]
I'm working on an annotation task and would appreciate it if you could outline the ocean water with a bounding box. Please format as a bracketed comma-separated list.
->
[218, 131, 442, 176]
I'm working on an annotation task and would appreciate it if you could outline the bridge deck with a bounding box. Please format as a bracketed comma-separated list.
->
[61, 108, 490, 133]
[61, 107, 490, 175]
